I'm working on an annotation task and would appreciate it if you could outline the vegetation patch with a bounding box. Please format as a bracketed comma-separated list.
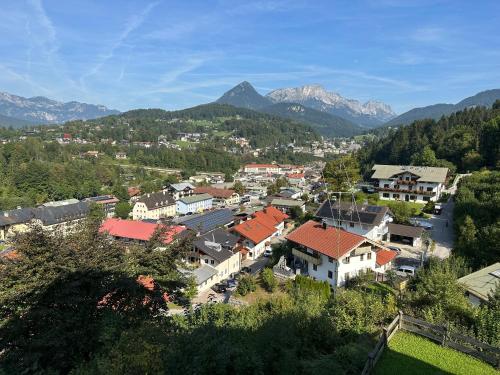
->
[375, 331, 499, 375]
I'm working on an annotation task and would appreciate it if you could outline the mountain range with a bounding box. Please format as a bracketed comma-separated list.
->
[0, 92, 119, 126]
[385, 89, 500, 127]
[216, 82, 395, 131]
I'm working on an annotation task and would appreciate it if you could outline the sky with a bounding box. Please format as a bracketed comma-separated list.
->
[0, 0, 499, 114]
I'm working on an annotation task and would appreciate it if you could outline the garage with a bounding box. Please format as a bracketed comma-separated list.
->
[388, 223, 424, 247]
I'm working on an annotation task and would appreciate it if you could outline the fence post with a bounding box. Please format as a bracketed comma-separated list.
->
[368, 352, 374, 371]
[441, 322, 449, 346]
[383, 327, 388, 346]
[398, 310, 403, 329]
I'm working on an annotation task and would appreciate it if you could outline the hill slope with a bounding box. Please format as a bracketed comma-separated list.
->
[0, 91, 120, 124]
[385, 89, 500, 126]
[0, 113, 37, 128]
[215, 81, 271, 110]
[261, 102, 363, 137]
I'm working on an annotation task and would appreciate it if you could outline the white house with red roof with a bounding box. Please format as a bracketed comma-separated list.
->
[375, 249, 398, 275]
[233, 206, 288, 260]
[286, 220, 388, 287]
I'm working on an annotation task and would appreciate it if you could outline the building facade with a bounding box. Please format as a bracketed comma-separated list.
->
[132, 190, 176, 220]
[176, 193, 213, 215]
[371, 165, 448, 203]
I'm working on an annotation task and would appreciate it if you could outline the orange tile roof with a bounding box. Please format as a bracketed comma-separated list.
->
[286, 220, 365, 259]
[376, 249, 397, 266]
[194, 186, 236, 199]
[253, 206, 288, 227]
[286, 173, 305, 179]
[233, 218, 276, 244]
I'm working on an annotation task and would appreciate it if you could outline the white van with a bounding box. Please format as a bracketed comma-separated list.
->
[396, 265, 416, 277]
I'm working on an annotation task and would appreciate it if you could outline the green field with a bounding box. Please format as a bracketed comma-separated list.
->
[369, 198, 425, 216]
[375, 331, 499, 375]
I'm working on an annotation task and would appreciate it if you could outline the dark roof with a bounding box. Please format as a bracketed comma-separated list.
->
[137, 191, 175, 210]
[182, 209, 235, 234]
[194, 228, 238, 263]
[0, 202, 90, 227]
[388, 223, 424, 238]
[315, 201, 391, 226]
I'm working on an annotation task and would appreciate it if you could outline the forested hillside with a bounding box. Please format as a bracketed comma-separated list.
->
[78, 103, 320, 148]
[359, 102, 500, 176]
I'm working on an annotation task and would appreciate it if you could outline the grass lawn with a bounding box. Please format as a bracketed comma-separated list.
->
[234, 276, 286, 304]
[368, 198, 425, 216]
[375, 331, 499, 375]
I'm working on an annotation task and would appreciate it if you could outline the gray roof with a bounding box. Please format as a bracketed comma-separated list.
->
[0, 201, 90, 227]
[137, 190, 175, 210]
[178, 193, 212, 205]
[458, 263, 500, 301]
[169, 182, 195, 192]
[371, 164, 448, 183]
[193, 265, 219, 284]
[271, 198, 305, 207]
[316, 201, 391, 226]
[194, 228, 238, 263]
[388, 223, 424, 238]
[182, 209, 235, 234]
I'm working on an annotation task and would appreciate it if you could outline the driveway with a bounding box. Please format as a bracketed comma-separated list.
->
[242, 256, 269, 274]
[426, 198, 454, 259]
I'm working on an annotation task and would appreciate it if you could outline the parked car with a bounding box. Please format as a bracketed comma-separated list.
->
[227, 279, 238, 289]
[387, 245, 402, 253]
[240, 266, 252, 274]
[396, 265, 416, 277]
[434, 204, 442, 215]
[409, 218, 434, 230]
[211, 283, 227, 293]
[263, 249, 273, 257]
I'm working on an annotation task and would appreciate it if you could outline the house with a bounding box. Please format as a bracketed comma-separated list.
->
[278, 187, 303, 200]
[244, 163, 280, 175]
[193, 187, 240, 207]
[168, 182, 195, 200]
[132, 190, 176, 220]
[115, 152, 127, 160]
[270, 198, 306, 214]
[179, 208, 235, 234]
[84, 150, 100, 158]
[128, 187, 141, 199]
[0, 201, 91, 239]
[189, 175, 210, 184]
[458, 263, 500, 306]
[375, 249, 398, 277]
[176, 193, 213, 215]
[315, 201, 393, 241]
[100, 218, 185, 245]
[387, 223, 424, 247]
[371, 164, 448, 203]
[84, 195, 119, 217]
[286, 173, 306, 186]
[188, 228, 241, 291]
[286, 220, 388, 288]
[232, 206, 288, 260]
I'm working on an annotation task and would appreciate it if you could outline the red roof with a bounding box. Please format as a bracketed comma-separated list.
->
[194, 186, 236, 199]
[286, 220, 364, 259]
[100, 218, 185, 244]
[253, 206, 288, 228]
[128, 187, 141, 197]
[233, 218, 276, 244]
[376, 249, 397, 266]
[245, 163, 278, 169]
[287, 173, 305, 179]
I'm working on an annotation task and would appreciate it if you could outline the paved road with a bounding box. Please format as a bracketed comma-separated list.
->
[426, 198, 454, 259]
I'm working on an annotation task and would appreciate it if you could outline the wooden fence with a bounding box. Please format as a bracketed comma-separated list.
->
[361, 311, 500, 374]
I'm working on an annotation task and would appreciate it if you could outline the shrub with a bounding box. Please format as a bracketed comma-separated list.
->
[261, 268, 278, 292]
[236, 275, 256, 296]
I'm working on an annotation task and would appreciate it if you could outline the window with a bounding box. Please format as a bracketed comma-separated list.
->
[328, 257, 333, 263]
[405, 177, 410, 181]
[312, 264, 317, 271]
[410, 195, 416, 200]
[427, 187, 433, 192]
[419, 186, 424, 191]
[210, 260, 215, 265]
[423, 196, 430, 202]
[384, 183, 389, 188]
[349, 222, 355, 228]
[367, 252, 372, 260]
[383, 193, 390, 198]
[204, 259, 208, 264]
[328, 270, 333, 279]
[393, 194, 400, 199]
[344, 256, 350, 264]
[360, 254, 364, 261]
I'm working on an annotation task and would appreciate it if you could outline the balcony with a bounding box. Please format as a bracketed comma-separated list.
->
[375, 187, 435, 196]
[292, 248, 322, 265]
[396, 179, 417, 185]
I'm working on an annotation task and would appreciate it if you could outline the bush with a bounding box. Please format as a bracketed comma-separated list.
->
[422, 201, 435, 214]
[290, 275, 332, 301]
[236, 275, 256, 296]
[261, 268, 278, 292]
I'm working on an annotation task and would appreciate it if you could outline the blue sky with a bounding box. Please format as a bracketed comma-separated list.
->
[0, 0, 499, 113]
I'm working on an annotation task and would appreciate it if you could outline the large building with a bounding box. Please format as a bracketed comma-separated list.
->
[315, 201, 393, 241]
[180, 209, 235, 234]
[286, 220, 389, 288]
[132, 190, 176, 220]
[167, 183, 195, 200]
[371, 165, 448, 203]
[84, 195, 119, 217]
[176, 193, 213, 215]
[0, 201, 90, 239]
[193, 187, 240, 207]
[100, 218, 185, 245]
[243, 163, 304, 175]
